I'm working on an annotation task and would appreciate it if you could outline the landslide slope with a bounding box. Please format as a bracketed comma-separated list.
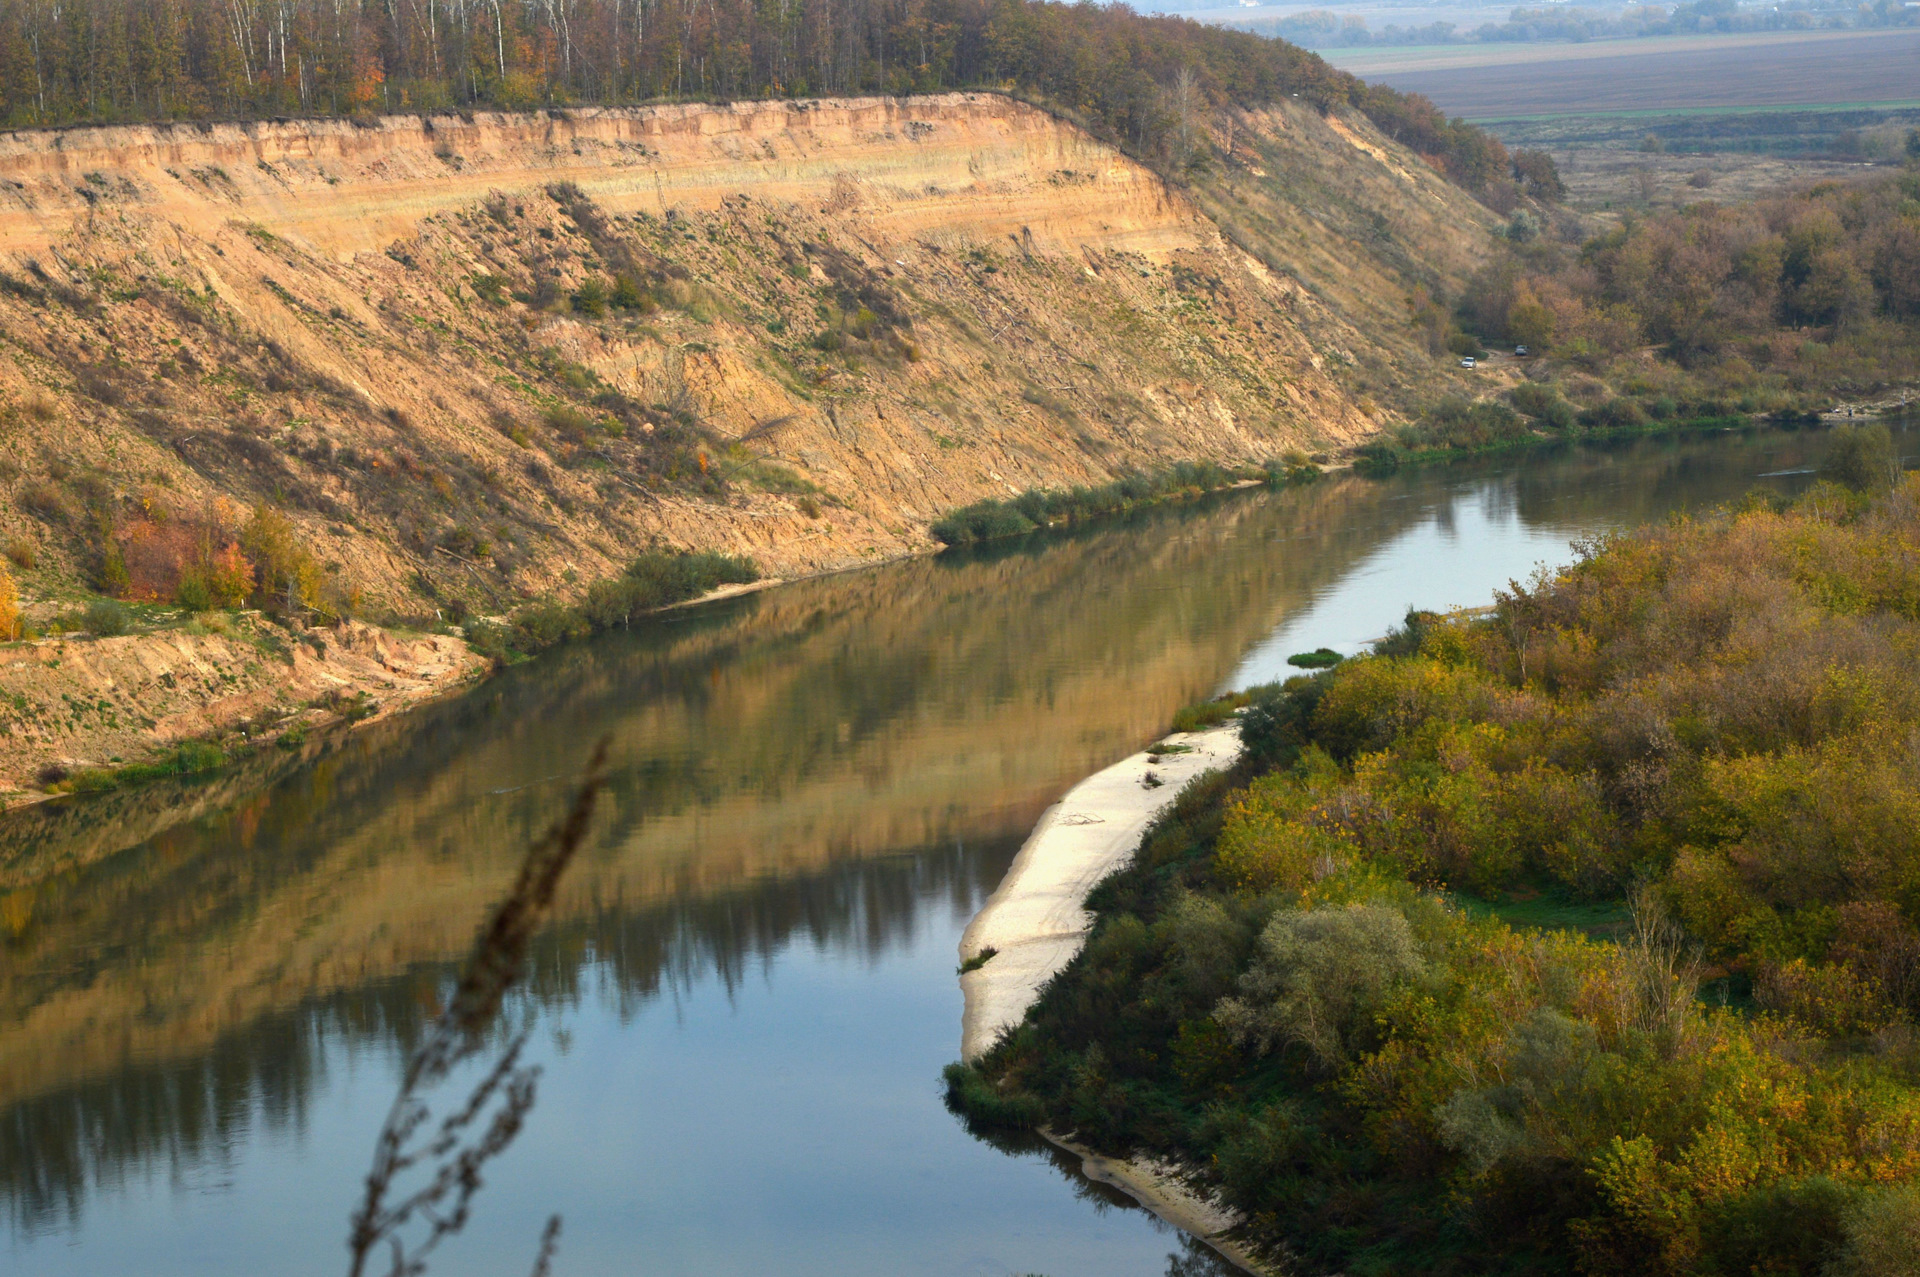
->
[0, 92, 1494, 615]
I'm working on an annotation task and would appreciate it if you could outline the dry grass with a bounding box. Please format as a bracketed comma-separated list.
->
[1552, 148, 1883, 214]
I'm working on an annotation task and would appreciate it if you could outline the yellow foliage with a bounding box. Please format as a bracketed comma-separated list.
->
[0, 560, 19, 640]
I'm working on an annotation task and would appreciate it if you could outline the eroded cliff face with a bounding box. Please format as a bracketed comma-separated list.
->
[0, 93, 1491, 612]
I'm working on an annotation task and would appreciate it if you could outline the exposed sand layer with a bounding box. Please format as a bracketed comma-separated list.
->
[1047, 1130, 1275, 1276]
[0, 616, 485, 800]
[958, 722, 1241, 1061]
[0, 90, 1495, 621]
[956, 720, 1261, 1270]
[0, 95, 1203, 266]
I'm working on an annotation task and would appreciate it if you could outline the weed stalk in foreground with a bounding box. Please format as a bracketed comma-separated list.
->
[347, 739, 610, 1277]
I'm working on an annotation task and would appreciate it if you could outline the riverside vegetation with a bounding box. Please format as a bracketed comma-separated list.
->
[464, 548, 758, 661]
[930, 457, 1320, 547]
[948, 453, 1920, 1275]
[1363, 161, 1920, 470]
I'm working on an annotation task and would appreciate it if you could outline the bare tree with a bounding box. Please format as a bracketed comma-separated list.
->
[1171, 65, 1201, 165]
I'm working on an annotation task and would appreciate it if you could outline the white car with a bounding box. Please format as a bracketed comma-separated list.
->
[1514, 345, 1530, 357]
[1460, 356, 1476, 369]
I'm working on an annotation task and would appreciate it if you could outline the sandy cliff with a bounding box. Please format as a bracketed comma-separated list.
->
[0, 91, 1494, 789]
[0, 93, 1491, 608]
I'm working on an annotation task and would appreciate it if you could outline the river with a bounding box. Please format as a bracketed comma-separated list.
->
[0, 424, 1879, 1276]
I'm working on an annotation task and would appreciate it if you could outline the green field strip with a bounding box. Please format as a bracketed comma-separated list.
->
[1468, 99, 1920, 124]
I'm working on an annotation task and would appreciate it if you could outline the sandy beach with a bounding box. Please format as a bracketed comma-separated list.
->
[958, 722, 1243, 1061]
[957, 719, 1269, 1273]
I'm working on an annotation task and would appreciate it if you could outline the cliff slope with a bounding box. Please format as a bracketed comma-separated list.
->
[0, 92, 1493, 616]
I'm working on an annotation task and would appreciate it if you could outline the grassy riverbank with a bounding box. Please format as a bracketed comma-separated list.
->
[930, 459, 1320, 548]
[949, 471, 1920, 1276]
[0, 548, 751, 803]
[1352, 399, 1781, 474]
[464, 549, 759, 661]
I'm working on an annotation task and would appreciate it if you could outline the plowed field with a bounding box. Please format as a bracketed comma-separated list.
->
[1335, 29, 1920, 120]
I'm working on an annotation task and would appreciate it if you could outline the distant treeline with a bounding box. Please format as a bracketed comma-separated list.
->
[0, 0, 1520, 192]
[1243, 0, 1919, 49]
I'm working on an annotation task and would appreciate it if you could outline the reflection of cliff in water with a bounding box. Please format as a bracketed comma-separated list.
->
[2, 834, 1016, 1236]
[0, 425, 1842, 1237]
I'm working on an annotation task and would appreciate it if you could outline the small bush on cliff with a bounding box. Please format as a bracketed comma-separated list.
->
[83, 599, 130, 636]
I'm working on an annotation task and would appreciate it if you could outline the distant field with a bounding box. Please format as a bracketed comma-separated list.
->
[1328, 28, 1920, 120]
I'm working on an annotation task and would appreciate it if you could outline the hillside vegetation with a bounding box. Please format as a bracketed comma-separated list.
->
[951, 461, 1920, 1276]
[1367, 165, 1920, 466]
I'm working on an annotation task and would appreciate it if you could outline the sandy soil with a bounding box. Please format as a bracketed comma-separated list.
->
[1047, 1129, 1275, 1275]
[957, 720, 1261, 1271]
[0, 615, 486, 803]
[959, 722, 1242, 1059]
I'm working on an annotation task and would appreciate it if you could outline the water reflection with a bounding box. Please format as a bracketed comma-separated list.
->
[0, 424, 1850, 1271]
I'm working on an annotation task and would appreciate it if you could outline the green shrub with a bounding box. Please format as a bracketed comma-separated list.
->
[1510, 381, 1579, 431]
[1372, 607, 1433, 658]
[1352, 439, 1405, 473]
[1579, 397, 1649, 430]
[470, 273, 507, 304]
[1509, 382, 1562, 419]
[1703, 1178, 1859, 1277]
[570, 277, 608, 316]
[941, 1062, 1046, 1129]
[1285, 648, 1343, 669]
[929, 462, 1246, 547]
[174, 569, 214, 612]
[83, 599, 130, 636]
[1215, 903, 1426, 1070]
[931, 503, 1036, 545]
[480, 550, 759, 660]
[1172, 691, 1247, 733]
[1825, 423, 1896, 492]
[1830, 1183, 1920, 1277]
[67, 740, 226, 792]
[544, 405, 598, 440]
[610, 273, 652, 311]
[958, 947, 998, 974]
[1237, 677, 1321, 770]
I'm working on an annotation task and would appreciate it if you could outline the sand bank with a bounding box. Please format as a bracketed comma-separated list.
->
[958, 722, 1241, 1060]
[1046, 1131, 1275, 1275]
[956, 720, 1263, 1269]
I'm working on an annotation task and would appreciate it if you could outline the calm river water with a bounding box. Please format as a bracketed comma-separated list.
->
[0, 425, 1881, 1276]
